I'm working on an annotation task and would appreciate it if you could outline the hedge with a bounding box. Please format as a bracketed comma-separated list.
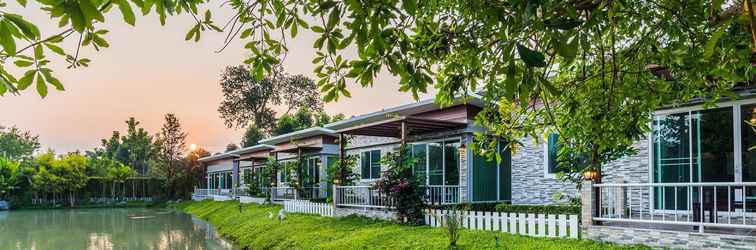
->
[494, 204, 581, 215]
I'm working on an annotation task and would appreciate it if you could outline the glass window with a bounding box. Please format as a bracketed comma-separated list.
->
[370, 150, 381, 179]
[428, 143, 444, 185]
[444, 140, 460, 185]
[546, 133, 560, 174]
[742, 104, 756, 182]
[412, 144, 427, 179]
[361, 150, 381, 179]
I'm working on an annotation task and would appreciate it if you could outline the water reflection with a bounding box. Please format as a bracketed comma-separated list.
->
[0, 208, 236, 250]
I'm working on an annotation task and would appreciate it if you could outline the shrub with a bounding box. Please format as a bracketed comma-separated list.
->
[430, 202, 505, 212]
[495, 204, 580, 215]
[374, 145, 425, 224]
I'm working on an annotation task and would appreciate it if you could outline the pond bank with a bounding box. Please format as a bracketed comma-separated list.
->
[175, 200, 649, 250]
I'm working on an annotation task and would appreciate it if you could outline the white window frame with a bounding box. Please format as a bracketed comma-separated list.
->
[409, 137, 462, 186]
[648, 98, 756, 213]
[358, 149, 382, 180]
[543, 142, 557, 179]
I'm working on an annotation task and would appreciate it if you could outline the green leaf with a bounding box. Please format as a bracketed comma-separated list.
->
[36, 72, 47, 98]
[45, 43, 66, 56]
[319, 1, 337, 10]
[517, 43, 547, 68]
[13, 60, 33, 67]
[4, 14, 40, 39]
[41, 69, 64, 91]
[17, 70, 35, 90]
[402, 0, 416, 16]
[118, 0, 136, 26]
[0, 23, 17, 56]
[79, 0, 105, 23]
[556, 35, 578, 63]
[704, 21, 730, 59]
[16, 0, 27, 7]
[34, 45, 43, 59]
[544, 17, 583, 30]
[0, 77, 7, 95]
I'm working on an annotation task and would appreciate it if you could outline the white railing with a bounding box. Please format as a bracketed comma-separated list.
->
[271, 186, 325, 201]
[425, 209, 579, 239]
[284, 200, 334, 217]
[593, 182, 756, 231]
[334, 185, 395, 208]
[425, 185, 462, 205]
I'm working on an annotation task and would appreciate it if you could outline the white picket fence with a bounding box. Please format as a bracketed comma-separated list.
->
[425, 210, 579, 239]
[283, 200, 334, 217]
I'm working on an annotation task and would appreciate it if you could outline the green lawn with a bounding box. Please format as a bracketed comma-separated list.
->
[175, 200, 649, 250]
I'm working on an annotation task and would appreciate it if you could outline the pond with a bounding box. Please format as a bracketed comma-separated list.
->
[0, 207, 237, 250]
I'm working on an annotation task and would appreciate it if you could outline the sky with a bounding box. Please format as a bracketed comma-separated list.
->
[0, 3, 433, 154]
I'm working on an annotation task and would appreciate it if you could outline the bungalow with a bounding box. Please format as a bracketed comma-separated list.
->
[258, 127, 340, 201]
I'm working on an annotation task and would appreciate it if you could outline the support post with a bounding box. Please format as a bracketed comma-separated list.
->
[614, 177, 626, 218]
[581, 181, 595, 228]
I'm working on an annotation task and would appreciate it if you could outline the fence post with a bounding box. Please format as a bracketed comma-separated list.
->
[614, 177, 625, 218]
[332, 185, 338, 207]
[581, 181, 595, 229]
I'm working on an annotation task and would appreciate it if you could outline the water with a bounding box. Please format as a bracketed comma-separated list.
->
[0, 208, 237, 250]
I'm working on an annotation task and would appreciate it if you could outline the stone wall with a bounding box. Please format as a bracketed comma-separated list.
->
[601, 138, 650, 184]
[511, 137, 577, 204]
[586, 225, 756, 250]
[333, 207, 396, 221]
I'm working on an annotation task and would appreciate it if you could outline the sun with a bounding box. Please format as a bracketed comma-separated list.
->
[189, 144, 197, 151]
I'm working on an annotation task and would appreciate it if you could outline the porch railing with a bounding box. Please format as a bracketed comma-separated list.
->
[271, 186, 325, 201]
[593, 182, 756, 231]
[334, 185, 464, 208]
[334, 185, 395, 208]
[425, 185, 462, 205]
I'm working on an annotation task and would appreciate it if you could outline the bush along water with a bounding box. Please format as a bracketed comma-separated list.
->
[374, 145, 426, 224]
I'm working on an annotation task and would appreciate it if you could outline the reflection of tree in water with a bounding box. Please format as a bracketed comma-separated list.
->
[0, 208, 234, 250]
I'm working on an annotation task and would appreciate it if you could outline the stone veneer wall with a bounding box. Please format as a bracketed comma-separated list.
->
[511, 136, 651, 205]
[587, 225, 756, 250]
[511, 137, 577, 204]
[333, 207, 397, 220]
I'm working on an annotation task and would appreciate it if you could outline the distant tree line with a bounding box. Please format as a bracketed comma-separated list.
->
[0, 113, 211, 208]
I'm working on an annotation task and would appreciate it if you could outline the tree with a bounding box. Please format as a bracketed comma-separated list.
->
[153, 113, 187, 198]
[217, 66, 323, 131]
[225, 143, 239, 152]
[271, 108, 344, 136]
[52, 153, 89, 206]
[106, 163, 136, 200]
[184, 147, 210, 193]
[93, 118, 155, 175]
[0, 157, 20, 200]
[0, 126, 40, 161]
[0, 0, 222, 97]
[241, 125, 265, 147]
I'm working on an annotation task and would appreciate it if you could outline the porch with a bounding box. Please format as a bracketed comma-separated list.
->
[591, 182, 756, 234]
[333, 185, 466, 208]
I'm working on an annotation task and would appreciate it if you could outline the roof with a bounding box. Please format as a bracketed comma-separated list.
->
[227, 144, 275, 155]
[336, 116, 467, 138]
[198, 153, 238, 163]
[324, 94, 485, 131]
[258, 127, 337, 145]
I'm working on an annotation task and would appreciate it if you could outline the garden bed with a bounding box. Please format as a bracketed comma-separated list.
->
[174, 200, 649, 249]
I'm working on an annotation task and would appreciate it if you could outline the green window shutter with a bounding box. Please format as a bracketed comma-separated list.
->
[547, 133, 560, 173]
[370, 150, 381, 179]
[361, 151, 370, 179]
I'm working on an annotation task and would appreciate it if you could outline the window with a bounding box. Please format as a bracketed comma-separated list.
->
[742, 104, 756, 182]
[544, 133, 560, 177]
[360, 150, 381, 179]
[410, 139, 461, 186]
[243, 168, 252, 184]
[652, 106, 736, 210]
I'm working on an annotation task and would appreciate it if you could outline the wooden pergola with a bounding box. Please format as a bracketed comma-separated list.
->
[334, 116, 467, 168]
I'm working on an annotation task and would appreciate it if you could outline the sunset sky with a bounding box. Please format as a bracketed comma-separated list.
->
[1, 3, 433, 154]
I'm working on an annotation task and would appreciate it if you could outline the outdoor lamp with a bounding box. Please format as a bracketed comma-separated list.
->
[583, 169, 600, 181]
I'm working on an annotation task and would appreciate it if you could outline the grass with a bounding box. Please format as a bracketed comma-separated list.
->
[174, 200, 650, 250]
